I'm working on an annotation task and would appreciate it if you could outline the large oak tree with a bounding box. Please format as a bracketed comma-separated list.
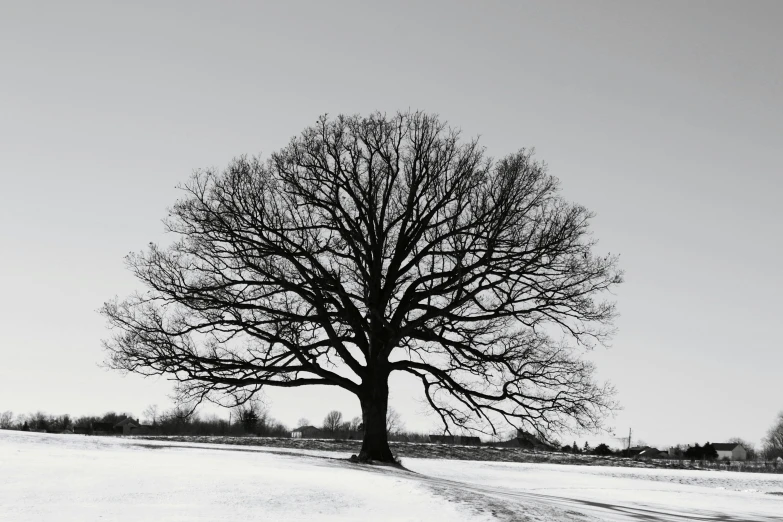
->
[103, 111, 622, 462]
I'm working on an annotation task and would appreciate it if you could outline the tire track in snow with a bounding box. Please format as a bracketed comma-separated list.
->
[414, 474, 782, 522]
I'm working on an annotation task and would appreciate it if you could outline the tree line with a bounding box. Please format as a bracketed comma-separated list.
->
[5, 407, 782, 459]
[0, 403, 288, 438]
[0, 402, 428, 441]
[305, 408, 429, 443]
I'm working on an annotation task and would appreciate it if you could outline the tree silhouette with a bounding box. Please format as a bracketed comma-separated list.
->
[386, 407, 404, 435]
[233, 398, 266, 434]
[593, 443, 612, 456]
[102, 111, 622, 462]
[763, 412, 783, 459]
[322, 410, 343, 436]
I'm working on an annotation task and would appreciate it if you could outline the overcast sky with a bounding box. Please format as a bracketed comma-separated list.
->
[1, 0, 781, 448]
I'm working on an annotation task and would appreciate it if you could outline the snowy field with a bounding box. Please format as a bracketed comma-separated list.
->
[1, 431, 781, 521]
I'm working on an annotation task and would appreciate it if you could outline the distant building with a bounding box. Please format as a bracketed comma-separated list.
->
[627, 446, 663, 458]
[515, 430, 556, 451]
[712, 443, 747, 461]
[636, 447, 665, 459]
[291, 426, 322, 438]
[490, 430, 555, 451]
[428, 434, 481, 445]
[115, 418, 141, 436]
[75, 418, 147, 436]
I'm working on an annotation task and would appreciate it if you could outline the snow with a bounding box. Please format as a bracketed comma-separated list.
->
[405, 458, 783, 521]
[0, 431, 494, 522]
[2, 431, 782, 521]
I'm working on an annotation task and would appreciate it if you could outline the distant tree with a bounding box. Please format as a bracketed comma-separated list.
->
[349, 416, 363, 432]
[583, 441, 591, 453]
[232, 398, 267, 435]
[593, 443, 612, 456]
[386, 408, 404, 435]
[100, 411, 135, 425]
[159, 406, 193, 431]
[323, 411, 344, 436]
[241, 410, 259, 433]
[143, 405, 160, 426]
[684, 442, 718, 461]
[702, 442, 718, 461]
[51, 414, 72, 432]
[296, 418, 310, 428]
[684, 443, 702, 461]
[267, 420, 291, 437]
[572, 440, 580, 454]
[21, 421, 30, 431]
[0, 411, 13, 429]
[561, 444, 572, 453]
[73, 415, 100, 433]
[763, 412, 783, 460]
[102, 111, 622, 463]
[30, 411, 50, 431]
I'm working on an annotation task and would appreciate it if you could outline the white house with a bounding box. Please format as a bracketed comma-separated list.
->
[712, 442, 747, 461]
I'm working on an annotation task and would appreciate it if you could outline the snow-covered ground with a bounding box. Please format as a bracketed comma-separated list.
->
[1, 431, 781, 521]
[406, 459, 783, 521]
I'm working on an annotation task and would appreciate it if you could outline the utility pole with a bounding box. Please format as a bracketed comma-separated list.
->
[627, 428, 632, 453]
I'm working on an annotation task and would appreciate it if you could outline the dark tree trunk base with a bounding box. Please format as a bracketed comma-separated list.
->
[358, 373, 396, 463]
[356, 444, 396, 464]
[349, 452, 402, 467]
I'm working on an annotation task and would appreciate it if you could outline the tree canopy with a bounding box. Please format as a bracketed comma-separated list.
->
[103, 111, 622, 461]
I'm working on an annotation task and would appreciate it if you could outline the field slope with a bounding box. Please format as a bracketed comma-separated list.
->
[1, 431, 781, 521]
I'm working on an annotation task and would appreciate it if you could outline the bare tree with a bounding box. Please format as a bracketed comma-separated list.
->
[323, 410, 343, 436]
[232, 397, 268, 434]
[0, 411, 13, 429]
[30, 411, 49, 431]
[763, 412, 783, 460]
[102, 111, 622, 462]
[348, 416, 362, 432]
[386, 407, 404, 436]
[143, 404, 160, 426]
[296, 417, 310, 428]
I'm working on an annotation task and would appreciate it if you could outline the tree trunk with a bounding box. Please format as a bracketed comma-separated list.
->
[357, 375, 395, 463]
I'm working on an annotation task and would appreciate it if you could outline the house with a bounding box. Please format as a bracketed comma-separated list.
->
[492, 431, 555, 451]
[636, 447, 665, 459]
[291, 425, 322, 438]
[712, 442, 747, 461]
[78, 418, 145, 436]
[114, 418, 141, 436]
[627, 446, 660, 458]
[515, 430, 556, 451]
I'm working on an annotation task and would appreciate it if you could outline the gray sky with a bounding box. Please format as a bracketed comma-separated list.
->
[1, 0, 781, 448]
